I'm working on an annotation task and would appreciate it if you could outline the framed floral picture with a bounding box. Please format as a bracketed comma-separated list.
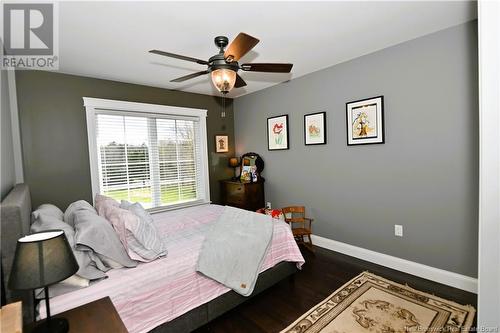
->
[267, 115, 289, 150]
[304, 112, 326, 145]
[215, 135, 229, 153]
[346, 96, 385, 146]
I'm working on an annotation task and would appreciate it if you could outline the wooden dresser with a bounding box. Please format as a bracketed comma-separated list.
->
[220, 180, 265, 211]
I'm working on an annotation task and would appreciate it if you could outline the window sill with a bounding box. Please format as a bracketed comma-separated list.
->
[148, 200, 212, 215]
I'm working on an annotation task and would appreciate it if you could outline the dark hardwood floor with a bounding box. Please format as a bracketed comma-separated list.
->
[194, 246, 477, 333]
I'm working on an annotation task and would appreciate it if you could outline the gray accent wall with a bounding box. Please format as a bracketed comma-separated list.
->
[15, 71, 234, 209]
[234, 22, 478, 277]
[1, 70, 16, 200]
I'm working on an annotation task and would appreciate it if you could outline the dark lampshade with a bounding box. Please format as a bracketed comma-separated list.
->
[9, 230, 78, 290]
[228, 157, 239, 168]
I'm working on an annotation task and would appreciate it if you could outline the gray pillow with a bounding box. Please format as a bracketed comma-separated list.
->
[73, 209, 137, 269]
[30, 213, 106, 283]
[31, 214, 75, 246]
[64, 200, 96, 227]
[122, 201, 154, 224]
[32, 204, 64, 222]
[119, 201, 166, 261]
[120, 200, 133, 210]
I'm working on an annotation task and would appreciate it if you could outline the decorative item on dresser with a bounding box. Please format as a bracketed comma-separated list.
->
[239, 152, 265, 183]
[228, 157, 240, 181]
[220, 179, 265, 211]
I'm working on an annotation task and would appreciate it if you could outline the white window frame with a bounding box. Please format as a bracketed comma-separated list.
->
[83, 97, 210, 212]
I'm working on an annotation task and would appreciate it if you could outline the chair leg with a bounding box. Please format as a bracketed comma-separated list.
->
[306, 234, 315, 253]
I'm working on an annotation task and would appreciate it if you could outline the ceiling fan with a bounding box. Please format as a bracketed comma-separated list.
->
[149, 33, 293, 94]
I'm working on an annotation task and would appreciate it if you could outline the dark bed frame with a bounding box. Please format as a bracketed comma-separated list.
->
[153, 262, 296, 332]
[0, 184, 298, 332]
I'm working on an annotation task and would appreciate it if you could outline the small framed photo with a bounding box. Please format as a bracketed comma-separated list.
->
[267, 115, 289, 150]
[304, 112, 326, 145]
[346, 96, 384, 145]
[215, 135, 229, 153]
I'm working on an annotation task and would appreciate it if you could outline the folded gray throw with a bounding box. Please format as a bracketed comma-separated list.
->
[196, 206, 274, 296]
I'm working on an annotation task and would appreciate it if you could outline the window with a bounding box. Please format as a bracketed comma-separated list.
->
[84, 98, 210, 211]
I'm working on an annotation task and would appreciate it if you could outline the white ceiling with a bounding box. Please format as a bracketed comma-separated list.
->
[57, 1, 477, 98]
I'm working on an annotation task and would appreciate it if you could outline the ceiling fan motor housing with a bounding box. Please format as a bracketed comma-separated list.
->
[208, 53, 239, 73]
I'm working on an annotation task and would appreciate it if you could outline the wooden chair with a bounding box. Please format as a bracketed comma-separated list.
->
[281, 206, 314, 251]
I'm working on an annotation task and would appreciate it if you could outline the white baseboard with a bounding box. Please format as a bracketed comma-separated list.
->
[311, 235, 478, 294]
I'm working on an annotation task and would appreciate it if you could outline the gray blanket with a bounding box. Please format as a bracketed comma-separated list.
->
[30, 214, 107, 281]
[73, 210, 137, 269]
[196, 206, 274, 296]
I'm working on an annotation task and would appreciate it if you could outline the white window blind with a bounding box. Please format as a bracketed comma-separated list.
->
[84, 98, 209, 211]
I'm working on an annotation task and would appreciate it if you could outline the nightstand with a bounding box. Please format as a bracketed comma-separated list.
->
[25, 297, 127, 333]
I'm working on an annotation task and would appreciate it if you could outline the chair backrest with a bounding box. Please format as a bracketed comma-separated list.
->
[281, 206, 305, 224]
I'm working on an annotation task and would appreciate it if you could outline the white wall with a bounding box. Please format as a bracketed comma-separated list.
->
[235, 22, 479, 277]
[477, 0, 500, 328]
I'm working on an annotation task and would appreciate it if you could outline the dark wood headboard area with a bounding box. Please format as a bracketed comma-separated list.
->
[0, 183, 34, 323]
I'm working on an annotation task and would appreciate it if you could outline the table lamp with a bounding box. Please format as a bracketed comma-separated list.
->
[9, 230, 79, 333]
[228, 157, 240, 181]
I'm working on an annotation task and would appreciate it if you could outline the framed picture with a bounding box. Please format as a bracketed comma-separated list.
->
[304, 112, 326, 145]
[267, 115, 289, 150]
[215, 135, 229, 153]
[346, 96, 384, 145]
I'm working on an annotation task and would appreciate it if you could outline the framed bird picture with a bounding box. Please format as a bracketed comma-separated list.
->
[267, 115, 289, 150]
[304, 112, 326, 145]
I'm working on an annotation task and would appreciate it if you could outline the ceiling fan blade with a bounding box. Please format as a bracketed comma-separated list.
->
[240, 63, 293, 73]
[224, 33, 259, 62]
[235, 74, 247, 88]
[170, 70, 209, 83]
[149, 50, 208, 65]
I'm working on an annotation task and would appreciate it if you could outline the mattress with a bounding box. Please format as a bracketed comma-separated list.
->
[39, 204, 305, 333]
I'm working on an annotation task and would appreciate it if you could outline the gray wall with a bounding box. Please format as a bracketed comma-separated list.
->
[1, 70, 16, 199]
[15, 71, 234, 209]
[234, 22, 478, 277]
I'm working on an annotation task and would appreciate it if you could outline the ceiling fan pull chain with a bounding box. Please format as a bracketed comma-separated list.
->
[221, 94, 226, 118]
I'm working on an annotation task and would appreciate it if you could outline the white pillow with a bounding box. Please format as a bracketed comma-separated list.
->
[32, 204, 64, 222]
[61, 275, 90, 288]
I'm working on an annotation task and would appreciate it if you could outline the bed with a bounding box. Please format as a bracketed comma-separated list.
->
[1, 184, 305, 333]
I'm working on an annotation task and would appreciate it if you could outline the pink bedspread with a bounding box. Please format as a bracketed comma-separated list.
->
[39, 204, 305, 333]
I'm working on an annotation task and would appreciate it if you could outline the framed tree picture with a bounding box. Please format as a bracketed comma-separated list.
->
[304, 112, 326, 145]
[267, 115, 289, 150]
[346, 96, 385, 145]
[215, 135, 229, 153]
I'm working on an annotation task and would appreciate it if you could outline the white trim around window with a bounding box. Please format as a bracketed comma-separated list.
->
[83, 97, 210, 212]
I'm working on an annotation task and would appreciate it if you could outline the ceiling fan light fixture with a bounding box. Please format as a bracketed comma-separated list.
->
[211, 68, 236, 94]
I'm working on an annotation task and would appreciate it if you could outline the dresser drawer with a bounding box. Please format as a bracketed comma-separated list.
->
[226, 183, 245, 197]
[220, 180, 265, 211]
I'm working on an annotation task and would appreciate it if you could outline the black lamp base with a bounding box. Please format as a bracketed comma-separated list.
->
[33, 318, 69, 333]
